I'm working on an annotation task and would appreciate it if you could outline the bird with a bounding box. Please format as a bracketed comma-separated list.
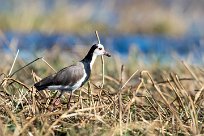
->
[34, 43, 111, 106]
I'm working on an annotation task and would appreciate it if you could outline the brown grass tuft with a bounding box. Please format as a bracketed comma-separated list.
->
[0, 48, 204, 136]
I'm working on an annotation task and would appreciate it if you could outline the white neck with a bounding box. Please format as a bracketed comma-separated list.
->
[90, 54, 97, 69]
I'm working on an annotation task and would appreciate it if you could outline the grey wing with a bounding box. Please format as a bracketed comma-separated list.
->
[52, 64, 84, 86]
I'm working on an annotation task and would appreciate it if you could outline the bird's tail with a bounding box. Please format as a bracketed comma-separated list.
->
[34, 75, 54, 91]
[34, 82, 48, 91]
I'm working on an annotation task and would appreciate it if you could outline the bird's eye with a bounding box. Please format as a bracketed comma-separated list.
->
[98, 48, 102, 50]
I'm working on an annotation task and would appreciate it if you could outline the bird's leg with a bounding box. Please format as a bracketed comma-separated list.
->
[67, 91, 73, 109]
[53, 91, 64, 106]
[47, 91, 58, 105]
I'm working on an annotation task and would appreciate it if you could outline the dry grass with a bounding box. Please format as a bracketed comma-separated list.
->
[0, 47, 204, 136]
[0, 1, 189, 35]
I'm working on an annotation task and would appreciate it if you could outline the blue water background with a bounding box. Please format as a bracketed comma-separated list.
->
[1, 32, 204, 64]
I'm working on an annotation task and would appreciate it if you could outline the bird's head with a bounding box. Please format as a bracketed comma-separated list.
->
[92, 44, 111, 57]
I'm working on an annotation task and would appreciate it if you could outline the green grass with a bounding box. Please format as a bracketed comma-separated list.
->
[0, 47, 204, 136]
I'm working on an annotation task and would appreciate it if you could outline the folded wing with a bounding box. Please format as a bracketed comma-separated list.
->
[34, 63, 84, 91]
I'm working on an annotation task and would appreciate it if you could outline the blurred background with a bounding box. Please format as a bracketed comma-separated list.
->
[1, 1, 204, 135]
[1, 0, 204, 69]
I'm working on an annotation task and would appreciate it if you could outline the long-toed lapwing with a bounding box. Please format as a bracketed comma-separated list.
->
[34, 43, 111, 106]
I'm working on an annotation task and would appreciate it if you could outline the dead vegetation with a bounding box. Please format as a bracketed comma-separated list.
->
[0, 46, 204, 136]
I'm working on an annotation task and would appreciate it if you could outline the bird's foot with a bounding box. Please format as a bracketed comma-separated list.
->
[53, 97, 61, 106]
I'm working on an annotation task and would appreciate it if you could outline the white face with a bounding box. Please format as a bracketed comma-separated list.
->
[93, 44, 105, 56]
[89, 43, 111, 68]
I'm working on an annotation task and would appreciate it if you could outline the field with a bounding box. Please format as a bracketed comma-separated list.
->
[0, 0, 204, 135]
[0, 46, 203, 136]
